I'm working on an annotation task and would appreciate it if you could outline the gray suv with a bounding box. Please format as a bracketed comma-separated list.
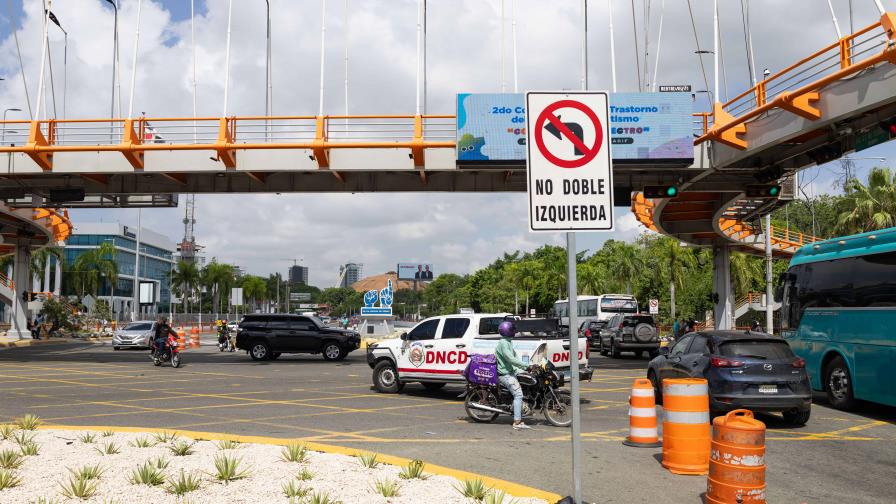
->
[598, 313, 659, 359]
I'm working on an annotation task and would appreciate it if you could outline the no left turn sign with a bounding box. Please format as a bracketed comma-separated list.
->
[526, 92, 614, 232]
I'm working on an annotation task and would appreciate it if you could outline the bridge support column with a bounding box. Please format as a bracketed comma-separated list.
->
[7, 244, 33, 340]
[713, 245, 734, 330]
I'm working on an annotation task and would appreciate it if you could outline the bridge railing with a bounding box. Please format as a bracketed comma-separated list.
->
[695, 12, 896, 142]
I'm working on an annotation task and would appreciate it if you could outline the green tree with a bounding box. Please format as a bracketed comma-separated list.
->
[170, 260, 201, 315]
[508, 260, 543, 315]
[29, 247, 64, 292]
[71, 241, 118, 299]
[836, 166, 896, 234]
[660, 238, 697, 321]
[241, 275, 267, 311]
[603, 240, 642, 294]
[202, 261, 236, 317]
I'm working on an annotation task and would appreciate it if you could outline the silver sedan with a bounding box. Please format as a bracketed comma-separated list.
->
[112, 321, 157, 350]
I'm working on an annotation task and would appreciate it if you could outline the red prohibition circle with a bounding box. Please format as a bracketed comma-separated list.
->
[533, 99, 603, 169]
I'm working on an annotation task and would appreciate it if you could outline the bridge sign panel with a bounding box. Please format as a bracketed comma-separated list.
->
[526, 92, 614, 232]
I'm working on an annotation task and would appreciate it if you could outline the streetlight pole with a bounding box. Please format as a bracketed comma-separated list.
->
[2, 108, 22, 146]
[104, 0, 118, 142]
[264, 0, 272, 141]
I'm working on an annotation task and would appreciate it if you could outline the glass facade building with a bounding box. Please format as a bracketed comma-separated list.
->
[64, 223, 176, 318]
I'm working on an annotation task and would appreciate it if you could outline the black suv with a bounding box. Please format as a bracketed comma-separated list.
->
[236, 314, 361, 361]
[598, 313, 659, 359]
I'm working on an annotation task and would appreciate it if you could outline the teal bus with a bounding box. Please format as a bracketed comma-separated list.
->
[779, 227, 896, 410]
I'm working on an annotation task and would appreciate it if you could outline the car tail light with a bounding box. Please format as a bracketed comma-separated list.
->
[791, 357, 806, 368]
[585, 329, 591, 337]
[711, 357, 744, 368]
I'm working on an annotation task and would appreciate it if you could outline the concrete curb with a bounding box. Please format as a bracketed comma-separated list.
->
[39, 424, 563, 503]
[0, 336, 110, 349]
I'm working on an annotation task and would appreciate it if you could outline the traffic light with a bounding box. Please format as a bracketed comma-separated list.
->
[642, 185, 679, 198]
[745, 184, 782, 198]
[879, 117, 896, 138]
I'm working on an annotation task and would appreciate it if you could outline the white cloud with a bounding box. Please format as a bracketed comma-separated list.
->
[0, 0, 890, 287]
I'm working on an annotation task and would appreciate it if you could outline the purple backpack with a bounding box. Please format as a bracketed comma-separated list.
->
[464, 353, 498, 386]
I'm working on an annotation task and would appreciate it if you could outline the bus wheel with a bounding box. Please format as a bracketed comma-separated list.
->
[825, 356, 857, 411]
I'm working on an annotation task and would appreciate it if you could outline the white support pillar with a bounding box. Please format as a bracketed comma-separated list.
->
[53, 257, 61, 296]
[7, 244, 33, 339]
[43, 256, 51, 293]
[713, 245, 734, 330]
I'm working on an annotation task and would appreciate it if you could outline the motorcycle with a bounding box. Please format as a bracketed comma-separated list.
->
[463, 343, 573, 427]
[151, 333, 182, 368]
[217, 327, 235, 352]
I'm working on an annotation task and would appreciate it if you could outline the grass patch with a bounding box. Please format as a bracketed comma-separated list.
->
[168, 440, 195, 457]
[0, 424, 15, 441]
[165, 470, 201, 496]
[19, 442, 40, 457]
[211, 453, 251, 484]
[94, 441, 121, 456]
[129, 461, 166, 487]
[77, 432, 97, 444]
[455, 478, 491, 502]
[280, 442, 308, 463]
[215, 439, 241, 450]
[0, 449, 24, 470]
[101, 430, 115, 438]
[59, 474, 99, 499]
[356, 452, 380, 469]
[297, 467, 314, 481]
[484, 489, 521, 504]
[69, 463, 106, 480]
[0, 468, 22, 490]
[153, 431, 179, 444]
[372, 478, 401, 498]
[399, 459, 428, 480]
[282, 479, 311, 500]
[15, 414, 41, 431]
[307, 492, 341, 504]
[11, 430, 35, 446]
[149, 456, 170, 470]
[129, 436, 155, 448]
[29, 497, 61, 504]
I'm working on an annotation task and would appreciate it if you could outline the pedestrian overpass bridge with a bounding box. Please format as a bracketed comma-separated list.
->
[0, 11, 895, 335]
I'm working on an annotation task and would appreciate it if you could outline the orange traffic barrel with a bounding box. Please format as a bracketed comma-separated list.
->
[189, 326, 200, 348]
[706, 410, 766, 504]
[661, 378, 711, 475]
[622, 378, 661, 448]
[176, 327, 187, 350]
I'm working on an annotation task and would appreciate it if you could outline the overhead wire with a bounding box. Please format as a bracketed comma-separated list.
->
[651, 0, 665, 92]
[717, 1, 728, 102]
[6, 0, 33, 119]
[643, 0, 650, 91]
[686, 0, 711, 107]
[739, 0, 756, 85]
[630, 0, 641, 91]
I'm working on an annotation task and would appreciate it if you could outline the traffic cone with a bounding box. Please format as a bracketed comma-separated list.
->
[622, 378, 662, 448]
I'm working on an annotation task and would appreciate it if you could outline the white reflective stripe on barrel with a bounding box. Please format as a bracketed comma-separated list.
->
[629, 407, 657, 417]
[663, 382, 709, 396]
[631, 388, 654, 397]
[664, 410, 710, 424]
[629, 427, 658, 437]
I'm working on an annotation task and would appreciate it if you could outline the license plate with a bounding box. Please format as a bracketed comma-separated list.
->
[758, 385, 778, 394]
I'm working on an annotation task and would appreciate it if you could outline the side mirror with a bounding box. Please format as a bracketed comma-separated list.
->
[659, 346, 670, 356]
[399, 332, 408, 341]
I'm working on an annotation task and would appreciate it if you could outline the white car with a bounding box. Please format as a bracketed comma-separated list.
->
[112, 321, 157, 350]
[366, 313, 591, 393]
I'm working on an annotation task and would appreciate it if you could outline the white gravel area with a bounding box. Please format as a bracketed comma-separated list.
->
[0, 429, 549, 504]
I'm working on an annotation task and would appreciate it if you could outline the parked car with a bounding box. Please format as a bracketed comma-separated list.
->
[112, 321, 156, 350]
[646, 330, 812, 425]
[577, 317, 608, 348]
[598, 313, 659, 358]
[235, 314, 361, 361]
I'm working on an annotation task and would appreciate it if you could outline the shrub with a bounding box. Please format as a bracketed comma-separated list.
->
[129, 462, 166, 487]
[307, 491, 341, 504]
[0, 468, 22, 490]
[11, 431, 34, 446]
[28, 497, 61, 504]
[0, 424, 15, 440]
[59, 474, 99, 499]
[166, 470, 201, 496]
[282, 479, 311, 499]
[399, 459, 428, 480]
[149, 456, 170, 470]
[280, 442, 308, 463]
[15, 414, 40, 430]
[211, 453, 251, 484]
[455, 478, 491, 502]
[372, 478, 401, 498]
[215, 439, 240, 450]
[69, 463, 106, 480]
[101, 430, 114, 438]
[94, 442, 120, 456]
[77, 432, 97, 444]
[129, 436, 154, 448]
[297, 467, 314, 481]
[356, 452, 380, 469]
[168, 440, 195, 457]
[20, 442, 40, 457]
[0, 449, 23, 470]
[484, 490, 520, 504]
[153, 431, 178, 444]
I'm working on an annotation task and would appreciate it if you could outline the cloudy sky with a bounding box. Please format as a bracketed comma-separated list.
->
[0, 0, 893, 286]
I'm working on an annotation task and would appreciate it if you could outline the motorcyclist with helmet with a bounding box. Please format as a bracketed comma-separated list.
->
[495, 320, 532, 430]
[152, 317, 178, 359]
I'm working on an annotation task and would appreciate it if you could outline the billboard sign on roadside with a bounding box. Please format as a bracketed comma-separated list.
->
[397, 263, 435, 281]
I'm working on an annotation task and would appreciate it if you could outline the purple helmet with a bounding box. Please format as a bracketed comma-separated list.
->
[498, 321, 516, 338]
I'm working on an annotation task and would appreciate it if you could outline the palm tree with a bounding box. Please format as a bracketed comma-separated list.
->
[201, 261, 236, 318]
[576, 261, 606, 296]
[29, 246, 64, 292]
[662, 239, 696, 321]
[836, 166, 896, 234]
[170, 261, 201, 315]
[729, 252, 762, 298]
[605, 241, 642, 294]
[241, 275, 267, 312]
[71, 242, 118, 300]
[509, 260, 543, 316]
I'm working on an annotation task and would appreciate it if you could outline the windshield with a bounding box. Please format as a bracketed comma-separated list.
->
[123, 323, 152, 331]
[600, 298, 638, 313]
[310, 316, 325, 327]
[719, 340, 795, 360]
[623, 315, 654, 326]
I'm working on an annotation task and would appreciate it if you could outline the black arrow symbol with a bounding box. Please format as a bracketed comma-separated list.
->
[544, 115, 585, 156]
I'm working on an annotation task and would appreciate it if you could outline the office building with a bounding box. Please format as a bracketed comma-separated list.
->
[337, 263, 362, 288]
[289, 265, 309, 285]
[64, 223, 176, 319]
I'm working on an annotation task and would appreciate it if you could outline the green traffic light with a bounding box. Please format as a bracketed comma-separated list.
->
[769, 186, 780, 197]
[666, 186, 678, 197]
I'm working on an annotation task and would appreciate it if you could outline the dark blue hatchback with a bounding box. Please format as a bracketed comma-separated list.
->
[647, 330, 812, 425]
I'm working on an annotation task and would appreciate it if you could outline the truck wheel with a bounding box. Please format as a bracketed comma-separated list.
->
[421, 382, 445, 391]
[250, 341, 270, 361]
[373, 360, 404, 393]
[322, 342, 347, 361]
[825, 356, 857, 410]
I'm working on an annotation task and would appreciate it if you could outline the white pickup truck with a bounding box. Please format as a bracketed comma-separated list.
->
[367, 313, 592, 393]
